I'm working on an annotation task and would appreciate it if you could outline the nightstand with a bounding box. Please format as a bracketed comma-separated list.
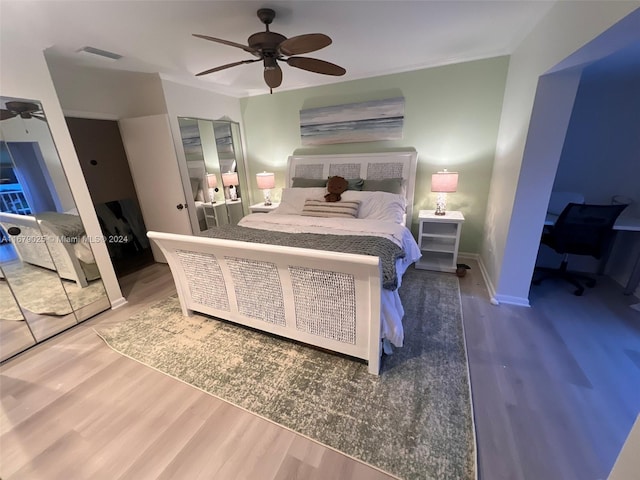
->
[201, 202, 228, 228]
[415, 210, 464, 273]
[249, 202, 280, 213]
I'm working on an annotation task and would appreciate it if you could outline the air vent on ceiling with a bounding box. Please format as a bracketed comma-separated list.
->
[76, 46, 123, 61]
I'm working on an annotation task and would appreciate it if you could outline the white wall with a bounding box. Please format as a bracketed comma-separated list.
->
[553, 53, 640, 212]
[0, 30, 124, 307]
[46, 61, 168, 119]
[481, 3, 640, 305]
[47, 64, 245, 237]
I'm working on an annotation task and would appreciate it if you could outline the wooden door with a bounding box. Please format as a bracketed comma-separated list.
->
[119, 114, 191, 262]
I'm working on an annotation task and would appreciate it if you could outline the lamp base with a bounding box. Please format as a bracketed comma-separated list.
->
[208, 187, 218, 204]
[435, 192, 447, 215]
[263, 189, 272, 206]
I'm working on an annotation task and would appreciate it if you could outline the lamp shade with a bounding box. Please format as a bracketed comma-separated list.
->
[256, 172, 275, 190]
[222, 171, 239, 186]
[431, 171, 458, 193]
[206, 174, 218, 188]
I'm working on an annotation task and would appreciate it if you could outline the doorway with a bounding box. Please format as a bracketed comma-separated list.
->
[65, 117, 154, 278]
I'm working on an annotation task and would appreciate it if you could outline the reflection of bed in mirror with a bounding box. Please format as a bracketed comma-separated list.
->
[0, 210, 99, 287]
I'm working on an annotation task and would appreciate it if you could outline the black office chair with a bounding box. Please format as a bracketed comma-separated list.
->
[533, 203, 628, 296]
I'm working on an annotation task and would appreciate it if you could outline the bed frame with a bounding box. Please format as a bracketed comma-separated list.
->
[148, 151, 417, 374]
[0, 211, 97, 287]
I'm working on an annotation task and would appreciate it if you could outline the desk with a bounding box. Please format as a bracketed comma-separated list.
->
[544, 213, 640, 231]
[544, 212, 640, 294]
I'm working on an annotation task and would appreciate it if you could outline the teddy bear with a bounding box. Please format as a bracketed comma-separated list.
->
[324, 176, 349, 202]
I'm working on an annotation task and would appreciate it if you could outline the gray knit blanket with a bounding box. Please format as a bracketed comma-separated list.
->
[36, 212, 85, 239]
[205, 226, 405, 290]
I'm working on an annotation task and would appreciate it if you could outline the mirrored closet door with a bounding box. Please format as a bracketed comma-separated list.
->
[0, 96, 110, 361]
[0, 277, 36, 361]
[177, 118, 248, 232]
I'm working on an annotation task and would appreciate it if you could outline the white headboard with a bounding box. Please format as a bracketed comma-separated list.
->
[286, 151, 418, 227]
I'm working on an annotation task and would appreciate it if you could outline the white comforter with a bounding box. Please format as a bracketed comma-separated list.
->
[238, 213, 421, 348]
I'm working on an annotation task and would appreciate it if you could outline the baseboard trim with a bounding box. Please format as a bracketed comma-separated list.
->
[493, 294, 531, 307]
[458, 253, 531, 307]
[110, 297, 128, 309]
[458, 252, 501, 306]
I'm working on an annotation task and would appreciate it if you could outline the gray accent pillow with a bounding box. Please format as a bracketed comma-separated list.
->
[291, 177, 327, 188]
[362, 178, 403, 194]
[346, 178, 364, 191]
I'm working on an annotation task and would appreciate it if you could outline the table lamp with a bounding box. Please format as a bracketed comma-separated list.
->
[431, 169, 458, 216]
[256, 172, 275, 206]
[206, 174, 218, 203]
[222, 171, 240, 201]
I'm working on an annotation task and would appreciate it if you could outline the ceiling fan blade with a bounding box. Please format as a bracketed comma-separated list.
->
[278, 33, 332, 56]
[195, 59, 260, 77]
[0, 109, 17, 121]
[192, 34, 259, 57]
[264, 64, 283, 88]
[286, 57, 346, 76]
[31, 114, 47, 121]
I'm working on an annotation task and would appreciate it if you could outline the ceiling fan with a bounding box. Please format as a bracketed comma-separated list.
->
[193, 8, 346, 91]
[0, 101, 46, 122]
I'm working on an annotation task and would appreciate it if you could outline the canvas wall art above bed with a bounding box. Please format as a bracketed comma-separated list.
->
[148, 151, 419, 374]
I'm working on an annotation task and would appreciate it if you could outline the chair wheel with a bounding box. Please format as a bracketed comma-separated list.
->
[574, 289, 584, 296]
[585, 279, 596, 288]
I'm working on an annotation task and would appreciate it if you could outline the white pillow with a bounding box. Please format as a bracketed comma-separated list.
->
[341, 190, 406, 224]
[272, 187, 327, 215]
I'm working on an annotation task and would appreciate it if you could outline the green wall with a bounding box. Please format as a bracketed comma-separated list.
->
[240, 56, 509, 253]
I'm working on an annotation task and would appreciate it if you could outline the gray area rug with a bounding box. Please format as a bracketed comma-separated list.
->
[97, 267, 475, 480]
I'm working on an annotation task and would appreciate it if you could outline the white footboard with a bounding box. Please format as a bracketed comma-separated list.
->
[148, 231, 383, 374]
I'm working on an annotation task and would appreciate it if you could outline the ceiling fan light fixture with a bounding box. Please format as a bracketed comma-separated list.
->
[0, 101, 46, 123]
[264, 56, 278, 71]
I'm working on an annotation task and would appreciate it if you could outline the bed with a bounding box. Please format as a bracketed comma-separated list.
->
[0, 211, 99, 288]
[148, 151, 420, 374]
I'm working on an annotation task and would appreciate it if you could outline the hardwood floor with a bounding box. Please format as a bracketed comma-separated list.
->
[1, 261, 639, 479]
[461, 261, 640, 480]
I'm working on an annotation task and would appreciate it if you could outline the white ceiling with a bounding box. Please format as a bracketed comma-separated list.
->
[1, 1, 556, 97]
